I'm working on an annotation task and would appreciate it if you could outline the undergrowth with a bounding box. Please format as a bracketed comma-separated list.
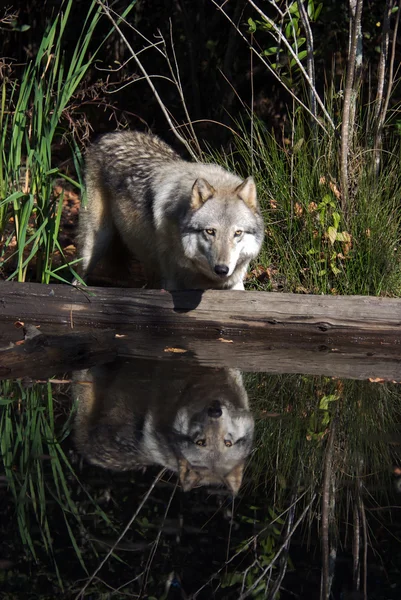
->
[213, 117, 401, 296]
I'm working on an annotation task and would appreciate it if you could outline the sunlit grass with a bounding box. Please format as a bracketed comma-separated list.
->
[210, 117, 401, 296]
[0, 0, 135, 285]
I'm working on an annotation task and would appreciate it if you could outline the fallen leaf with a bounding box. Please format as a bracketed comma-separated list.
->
[164, 347, 187, 354]
[217, 338, 233, 343]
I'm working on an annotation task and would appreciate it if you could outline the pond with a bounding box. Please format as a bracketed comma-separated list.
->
[1, 354, 401, 599]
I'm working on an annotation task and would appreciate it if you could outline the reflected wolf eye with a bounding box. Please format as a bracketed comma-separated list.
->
[205, 228, 215, 236]
[196, 439, 206, 446]
[234, 230, 243, 237]
[224, 440, 233, 447]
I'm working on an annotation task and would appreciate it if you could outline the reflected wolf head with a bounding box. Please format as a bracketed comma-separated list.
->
[180, 177, 264, 287]
[172, 393, 254, 495]
[74, 361, 254, 495]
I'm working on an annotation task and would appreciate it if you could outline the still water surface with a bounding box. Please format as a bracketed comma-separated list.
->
[1, 357, 400, 599]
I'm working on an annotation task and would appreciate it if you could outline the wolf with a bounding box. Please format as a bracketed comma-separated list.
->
[73, 359, 254, 495]
[79, 131, 264, 290]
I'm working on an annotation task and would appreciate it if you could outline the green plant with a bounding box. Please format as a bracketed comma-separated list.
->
[0, 0, 136, 284]
[210, 116, 401, 296]
[0, 379, 115, 586]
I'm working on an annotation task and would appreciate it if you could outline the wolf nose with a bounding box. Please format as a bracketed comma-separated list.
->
[208, 401, 223, 418]
[214, 264, 229, 276]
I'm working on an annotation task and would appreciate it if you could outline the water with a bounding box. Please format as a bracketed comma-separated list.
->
[1, 355, 401, 599]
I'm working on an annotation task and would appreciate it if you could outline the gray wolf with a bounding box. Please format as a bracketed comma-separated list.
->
[79, 131, 264, 290]
[73, 359, 254, 495]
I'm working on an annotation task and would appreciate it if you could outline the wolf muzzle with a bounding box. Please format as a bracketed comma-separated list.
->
[214, 264, 229, 277]
[208, 400, 223, 418]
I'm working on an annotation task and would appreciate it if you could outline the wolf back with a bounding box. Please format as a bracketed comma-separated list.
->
[79, 131, 264, 290]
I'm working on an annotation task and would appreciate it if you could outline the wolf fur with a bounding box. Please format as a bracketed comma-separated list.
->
[79, 131, 264, 290]
[73, 360, 254, 495]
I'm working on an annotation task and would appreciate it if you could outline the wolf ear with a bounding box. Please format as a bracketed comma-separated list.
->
[224, 461, 245, 496]
[235, 177, 258, 211]
[179, 459, 201, 492]
[191, 178, 215, 210]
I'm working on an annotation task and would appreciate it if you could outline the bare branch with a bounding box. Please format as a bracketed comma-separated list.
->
[75, 468, 167, 600]
[340, 0, 363, 212]
[209, 0, 332, 134]
[321, 419, 337, 600]
[96, 0, 199, 161]
[374, 0, 401, 173]
[237, 493, 317, 600]
[297, 0, 317, 122]
[246, 0, 334, 129]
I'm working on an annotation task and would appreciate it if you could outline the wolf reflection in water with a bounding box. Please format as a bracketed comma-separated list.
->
[73, 360, 254, 495]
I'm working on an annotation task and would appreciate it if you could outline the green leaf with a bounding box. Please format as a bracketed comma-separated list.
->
[248, 17, 257, 33]
[290, 50, 307, 67]
[13, 24, 31, 32]
[336, 231, 351, 243]
[327, 226, 337, 245]
[293, 138, 304, 153]
[332, 212, 341, 229]
[314, 3, 323, 19]
[263, 47, 281, 56]
[292, 37, 306, 49]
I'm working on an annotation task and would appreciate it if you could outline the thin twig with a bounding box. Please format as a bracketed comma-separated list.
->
[166, 22, 202, 157]
[209, 0, 332, 134]
[140, 478, 178, 596]
[266, 495, 297, 600]
[297, 0, 317, 126]
[246, 0, 334, 129]
[374, 0, 401, 174]
[75, 468, 167, 600]
[237, 494, 317, 600]
[321, 419, 336, 600]
[358, 492, 368, 600]
[96, 0, 198, 160]
[339, 0, 363, 212]
[193, 488, 312, 599]
[353, 501, 360, 590]
[374, 0, 393, 122]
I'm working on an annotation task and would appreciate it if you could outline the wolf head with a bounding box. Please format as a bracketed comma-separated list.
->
[172, 397, 254, 495]
[181, 177, 264, 285]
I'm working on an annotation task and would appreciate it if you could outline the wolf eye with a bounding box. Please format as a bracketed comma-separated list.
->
[205, 228, 215, 236]
[224, 440, 233, 447]
[196, 439, 206, 446]
[234, 230, 243, 237]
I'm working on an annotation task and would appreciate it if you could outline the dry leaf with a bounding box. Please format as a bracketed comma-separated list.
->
[164, 347, 187, 354]
[294, 202, 303, 217]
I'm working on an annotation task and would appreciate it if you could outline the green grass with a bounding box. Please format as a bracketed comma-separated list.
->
[0, 379, 118, 588]
[245, 372, 401, 506]
[0, 0, 136, 285]
[211, 117, 401, 296]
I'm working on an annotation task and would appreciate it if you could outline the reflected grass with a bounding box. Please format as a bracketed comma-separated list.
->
[0, 379, 116, 589]
[1, 373, 400, 598]
[247, 373, 401, 500]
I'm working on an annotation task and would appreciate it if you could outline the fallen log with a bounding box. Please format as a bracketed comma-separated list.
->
[0, 324, 117, 380]
[0, 281, 401, 380]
